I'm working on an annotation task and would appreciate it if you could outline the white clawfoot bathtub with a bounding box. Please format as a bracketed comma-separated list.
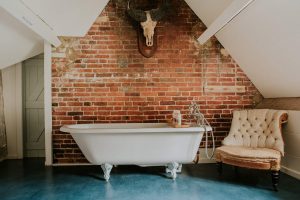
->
[60, 123, 211, 181]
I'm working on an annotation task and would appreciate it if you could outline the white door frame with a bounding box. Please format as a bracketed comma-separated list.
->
[15, 63, 23, 158]
[2, 42, 52, 164]
[44, 41, 52, 166]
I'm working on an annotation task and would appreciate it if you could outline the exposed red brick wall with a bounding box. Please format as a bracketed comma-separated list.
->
[51, 0, 262, 163]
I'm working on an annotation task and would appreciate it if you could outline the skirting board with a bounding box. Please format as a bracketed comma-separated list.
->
[6, 155, 20, 159]
[281, 166, 300, 180]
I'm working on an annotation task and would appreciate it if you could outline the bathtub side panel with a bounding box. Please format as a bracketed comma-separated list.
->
[71, 132, 204, 165]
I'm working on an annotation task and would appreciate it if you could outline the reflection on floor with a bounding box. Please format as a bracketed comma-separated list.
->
[0, 159, 299, 200]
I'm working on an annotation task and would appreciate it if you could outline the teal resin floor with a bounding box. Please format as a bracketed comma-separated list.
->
[0, 159, 299, 200]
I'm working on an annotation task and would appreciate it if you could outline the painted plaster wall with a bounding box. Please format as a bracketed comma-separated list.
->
[1, 64, 23, 159]
[257, 99, 300, 179]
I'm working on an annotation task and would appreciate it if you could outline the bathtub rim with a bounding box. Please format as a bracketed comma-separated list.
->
[60, 123, 212, 134]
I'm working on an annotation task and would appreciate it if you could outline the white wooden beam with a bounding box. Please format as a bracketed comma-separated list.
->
[0, 0, 61, 47]
[197, 0, 255, 44]
[15, 63, 24, 159]
[44, 41, 53, 166]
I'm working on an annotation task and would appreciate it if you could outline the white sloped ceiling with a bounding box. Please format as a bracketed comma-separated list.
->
[0, 0, 109, 69]
[2, 0, 300, 98]
[0, 7, 44, 70]
[186, 0, 300, 98]
[22, 0, 110, 37]
[185, 0, 233, 25]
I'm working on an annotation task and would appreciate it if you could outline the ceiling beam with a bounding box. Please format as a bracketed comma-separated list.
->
[197, 0, 255, 44]
[0, 0, 61, 47]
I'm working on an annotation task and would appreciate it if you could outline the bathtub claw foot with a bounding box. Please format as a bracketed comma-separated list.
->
[101, 163, 113, 181]
[166, 162, 180, 180]
[177, 164, 182, 173]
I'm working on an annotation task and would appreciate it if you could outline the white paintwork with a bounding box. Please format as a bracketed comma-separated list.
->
[60, 123, 210, 165]
[22, 0, 110, 37]
[0, 0, 109, 68]
[281, 111, 300, 179]
[1, 64, 23, 159]
[16, 64, 23, 159]
[0, 0, 61, 47]
[216, 1, 300, 97]
[281, 165, 300, 180]
[197, 0, 255, 44]
[0, 7, 43, 69]
[184, 0, 233, 26]
[187, 0, 300, 97]
[44, 42, 52, 166]
[2, 0, 296, 97]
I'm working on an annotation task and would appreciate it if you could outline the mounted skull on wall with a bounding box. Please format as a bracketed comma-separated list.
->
[127, 0, 170, 57]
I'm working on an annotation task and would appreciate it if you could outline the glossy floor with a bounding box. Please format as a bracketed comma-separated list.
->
[0, 159, 299, 200]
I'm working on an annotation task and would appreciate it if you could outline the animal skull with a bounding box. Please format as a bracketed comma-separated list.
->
[127, 0, 169, 47]
[140, 11, 157, 46]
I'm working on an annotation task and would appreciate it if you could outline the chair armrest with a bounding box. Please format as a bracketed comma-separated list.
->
[280, 113, 288, 124]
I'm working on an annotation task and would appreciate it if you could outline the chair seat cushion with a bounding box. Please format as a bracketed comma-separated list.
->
[215, 146, 281, 170]
[217, 146, 281, 159]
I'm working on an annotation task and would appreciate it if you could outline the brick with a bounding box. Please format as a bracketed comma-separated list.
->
[67, 112, 83, 116]
[160, 101, 175, 105]
[51, 0, 260, 164]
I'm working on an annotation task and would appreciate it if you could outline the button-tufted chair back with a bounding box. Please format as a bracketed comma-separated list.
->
[223, 109, 288, 155]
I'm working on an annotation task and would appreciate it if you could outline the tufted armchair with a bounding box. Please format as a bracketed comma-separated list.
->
[215, 109, 288, 191]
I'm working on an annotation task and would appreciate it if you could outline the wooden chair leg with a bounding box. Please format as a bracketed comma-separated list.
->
[217, 162, 223, 175]
[271, 170, 280, 191]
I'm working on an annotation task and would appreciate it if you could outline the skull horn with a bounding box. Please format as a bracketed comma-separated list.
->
[150, 0, 170, 21]
[127, 0, 147, 22]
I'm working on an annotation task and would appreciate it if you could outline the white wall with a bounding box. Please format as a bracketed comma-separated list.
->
[22, 0, 110, 37]
[216, 0, 300, 98]
[0, 7, 43, 69]
[282, 111, 300, 179]
[185, 0, 233, 26]
[1, 64, 23, 159]
[186, 0, 300, 98]
[44, 42, 52, 165]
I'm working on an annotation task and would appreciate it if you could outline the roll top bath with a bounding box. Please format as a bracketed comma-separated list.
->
[60, 123, 211, 181]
